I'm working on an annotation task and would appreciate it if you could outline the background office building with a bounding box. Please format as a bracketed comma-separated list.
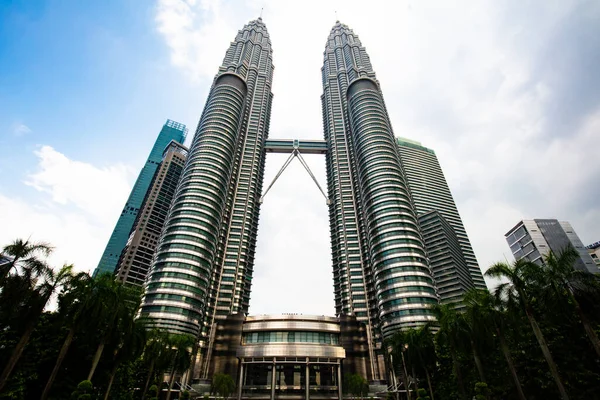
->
[115, 140, 188, 286]
[94, 120, 188, 276]
[505, 219, 598, 273]
[395, 137, 486, 303]
[587, 241, 600, 268]
[418, 211, 473, 308]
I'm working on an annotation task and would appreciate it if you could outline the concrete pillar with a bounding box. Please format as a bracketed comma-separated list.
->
[237, 359, 244, 400]
[305, 357, 310, 400]
[271, 358, 277, 400]
[337, 361, 343, 400]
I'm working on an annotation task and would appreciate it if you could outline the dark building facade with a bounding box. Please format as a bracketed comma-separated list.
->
[94, 120, 187, 277]
[115, 141, 188, 286]
[207, 314, 370, 400]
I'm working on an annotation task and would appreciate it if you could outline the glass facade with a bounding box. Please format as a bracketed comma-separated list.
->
[396, 138, 487, 292]
[243, 331, 339, 345]
[94, 120, 187, 277]
[321, 22, 437, 379]
[139, 19, 274, 345]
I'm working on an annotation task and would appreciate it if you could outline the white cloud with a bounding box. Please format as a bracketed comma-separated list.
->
[151, 0, 600, 311]
[25, 145, 136, 223]
[1, 146, 135, 274]
[12, 123, 32, 136]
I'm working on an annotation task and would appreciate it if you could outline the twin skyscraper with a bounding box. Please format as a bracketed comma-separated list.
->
[96, 18, 485, 383]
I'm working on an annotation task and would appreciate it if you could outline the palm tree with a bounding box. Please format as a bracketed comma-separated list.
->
[541, 246, 600, 358]
[486, 258, 570, 400]
[165, 334, 196, 400]
[390, 326, 437, 400]
[463, 289, 526, 400]
[430, 303, 468, 400]
[41, 272, 95, 400]
[103, 320, 147, 400]
[141, 329, 171, 400]
[0, 263, 74, 392]
[0, 238, 53, 282]
[86, 273, 141, 382]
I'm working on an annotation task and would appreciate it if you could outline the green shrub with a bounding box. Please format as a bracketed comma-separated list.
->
[474, 382, 490, 400]
[416, 388, 431, 400]
[181, 390, 191, 400]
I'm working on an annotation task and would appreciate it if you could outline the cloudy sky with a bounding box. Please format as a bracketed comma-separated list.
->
[1, 0, 599, 316]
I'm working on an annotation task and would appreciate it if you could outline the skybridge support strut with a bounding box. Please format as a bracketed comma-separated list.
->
[259, 141, 330, 205]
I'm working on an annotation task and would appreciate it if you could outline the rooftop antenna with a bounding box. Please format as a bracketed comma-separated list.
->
[335, 10, 338, 22]
[260, 7, 263, 18]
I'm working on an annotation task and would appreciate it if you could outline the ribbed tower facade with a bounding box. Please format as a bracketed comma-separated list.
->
[396, 138, 487, 291]
[139, 18, 273, 342]
[321, 22, 438, 374]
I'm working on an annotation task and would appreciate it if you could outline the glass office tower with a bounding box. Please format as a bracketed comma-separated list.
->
[395, 137, 487, 300]
[139, 18, 274, 348]
[321, 22, 438, 377]
[115, 141, 188, 286]
[94, 120, 187, 277]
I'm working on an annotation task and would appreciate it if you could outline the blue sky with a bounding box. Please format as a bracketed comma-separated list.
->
[1, 0, 599, 315]
[1, 1, 203, 177]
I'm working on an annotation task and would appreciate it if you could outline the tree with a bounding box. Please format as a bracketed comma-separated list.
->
[541, 245, 600, 358]
[211, 373, 236, 400]
[463, 289, 526, 400]
[70, 379, 93, 400]
[40, 272, 94, 400]
[86, 273, 141, 382]
[180, 389, 191, 400]
[486, 258, 570, 400]
[103, 320, 147, 400]
[147, 384, 159, 400]
[0, 238, 52, 282]
[0, 263, 74, 392]
[140, 329, 170, 400]
[389, 327, 436, 400]
[430, 303, 468, 400]
[416, 388, 431, 400]
[165, 334, 196, 400]
[344, 373, 368, 400]
[473, 382, 490, 400]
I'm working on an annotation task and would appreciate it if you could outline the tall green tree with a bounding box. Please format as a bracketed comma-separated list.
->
[140, 330, 171, 400]
[103, 320, 147, 400]
[430, 304, 468, 400]
[541, 245, 600, 358]
[211, 373, 236, 400]
[463, 289, 526, 400]
[86, 274, 141, 382]
[40, 272, 94, 400]
[0, 238, 52, 283]
[486, 258, 570, 400]
[0, 263, 74, 392]
[389, 326, 436, 400]
[165, 334, 195, 400]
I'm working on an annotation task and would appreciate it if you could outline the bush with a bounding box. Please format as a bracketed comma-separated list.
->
[70, 380, 93, 400]
[416, 388, 431, 400]
[181, 390, 191, 399]
[211, 373, 236, 400]
[474, 382, 490, 400]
